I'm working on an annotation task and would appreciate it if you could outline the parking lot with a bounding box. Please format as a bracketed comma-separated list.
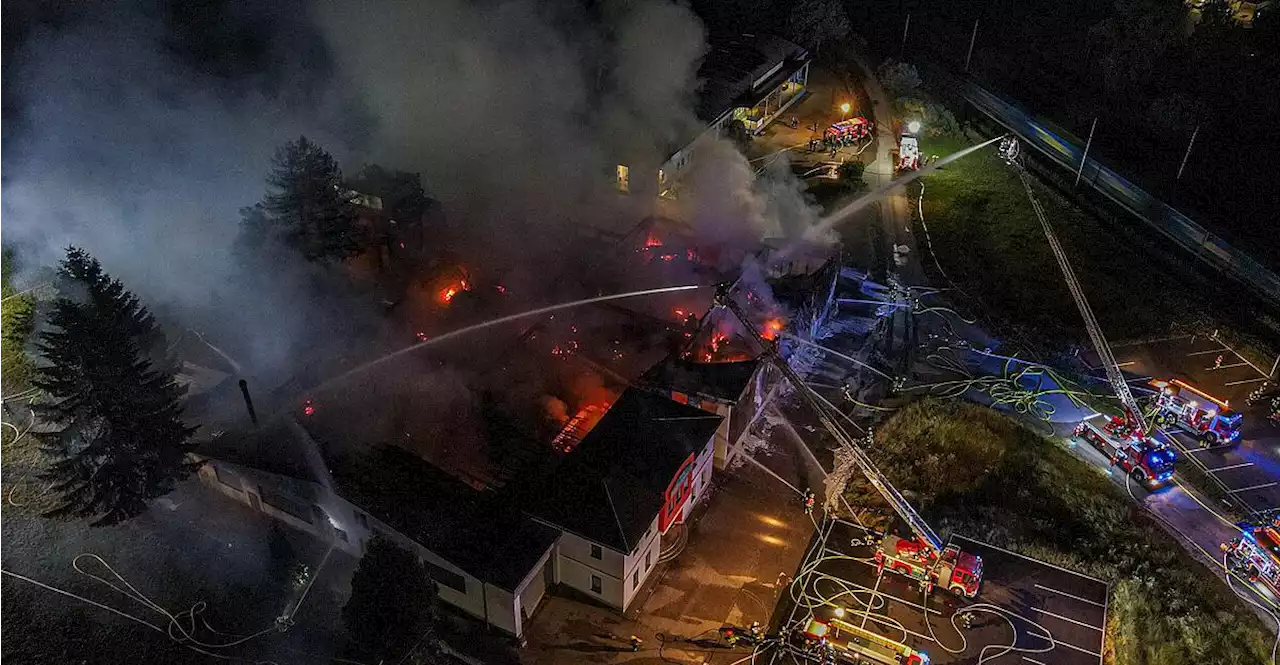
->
[778, 519, 1106, 665]
[1104, 334, 1280, 512]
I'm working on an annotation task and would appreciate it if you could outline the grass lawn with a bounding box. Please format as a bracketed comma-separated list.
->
[914, 132, 1228, 351]
[847, 399, 1273, 665]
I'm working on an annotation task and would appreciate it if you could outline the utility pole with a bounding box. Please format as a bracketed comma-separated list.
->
[964, 19, 979, 73]
[1176, 124, 1199, 181]
[900, 13, 911, 58]
[1075, 117, 1097, 187]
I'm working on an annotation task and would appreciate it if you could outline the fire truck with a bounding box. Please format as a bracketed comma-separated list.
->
[875, 534, 983, 598]
[1074, 417, 1177, 489]
[711, 284, 985, 599]
[800, 616, 930, 665]
[1222, 517, 1280, 596]
[896, 134, 921, 171]
[825, 118, 872, 142]
[1148, 378, 1243, 447]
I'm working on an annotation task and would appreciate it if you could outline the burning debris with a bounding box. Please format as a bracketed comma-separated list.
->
[549, 404, 608, 454]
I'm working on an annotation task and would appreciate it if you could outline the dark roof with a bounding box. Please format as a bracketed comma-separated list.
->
[519, 388, 723, 553]
[641, 356, 761, 403]
[197, 417, 321, 483]
[695, 33, 809, 124]
[333, 446, 560, 592]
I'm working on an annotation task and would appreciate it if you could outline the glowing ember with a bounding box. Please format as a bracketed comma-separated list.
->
[761, 318, 785, 341]
[441, 287, 459, 302]
[686, 249, 697, 262]
[660, 254, 675, 262]
[302, 400, 316, 416]
[644, 234, 663, 248]
[416, 331, 429, 342]
[674, 308, 687, 319]
[496, 284, 507, 294]
[710, 332, 729, 353]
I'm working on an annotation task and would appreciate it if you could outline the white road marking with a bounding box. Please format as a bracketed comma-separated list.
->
[1052, 639, 1103, 658]
[1187, 347, 1229, 356]
[1217, 361, 1250, 369]
[1034, 583, 1105, 608]
[1227, 482, 1279, 494]
[1208, 462, 1255, 473]
[1225, 377, 1270, 386]
[1023, 658, 1048, 665]
[1033, 606, 1103, 632]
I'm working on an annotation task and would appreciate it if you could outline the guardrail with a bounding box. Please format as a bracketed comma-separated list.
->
[963, 82, 1280, 306]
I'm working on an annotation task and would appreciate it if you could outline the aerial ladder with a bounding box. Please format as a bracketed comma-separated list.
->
[1000, 138, 1176, 488]
[711, 285, 984, 598]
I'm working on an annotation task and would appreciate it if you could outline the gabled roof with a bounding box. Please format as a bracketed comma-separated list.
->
[695, 33, 809, 124]
[333, 446, 560, 592]
[641, 356, 761, 404]
[519, 388, 723, 553]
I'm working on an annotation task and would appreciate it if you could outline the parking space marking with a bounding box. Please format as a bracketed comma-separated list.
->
[861, 571, 884, 628]
[1217, 361, 1250, 369]
[1034, 583, 1105, 608]
[1225, 377, 1270, 386]
[1053, 639, 1103, 658]
[1023, 658, 1048, 665]
[1208, 462, 1254, 473]
[1187, 347, 1229, 356]
[1227, 482, 1278, 494]
[1032, 606, 1103, 632]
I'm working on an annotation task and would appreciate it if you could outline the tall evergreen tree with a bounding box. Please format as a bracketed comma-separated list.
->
[259, 136, 365, 262]
[32, 247, 198, 526]
[343, 537, 440, 663]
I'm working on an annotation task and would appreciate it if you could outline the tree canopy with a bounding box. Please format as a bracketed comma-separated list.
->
[343, 537, 440, 663]
[785, 0, 851, 52]
[348, 164, 432, 223]
[2, 248, 39, 391]
[244, 136, 365, 263]
[32, 247, 198, 526]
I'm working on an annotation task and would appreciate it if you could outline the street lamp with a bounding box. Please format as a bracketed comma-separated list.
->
[907, 120, 921, 134]
[839, 102, 851, 120]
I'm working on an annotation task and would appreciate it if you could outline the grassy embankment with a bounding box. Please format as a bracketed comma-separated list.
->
[847, 399, 1272, 665]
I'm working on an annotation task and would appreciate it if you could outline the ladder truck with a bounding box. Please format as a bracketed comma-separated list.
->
[711, 285, 984, 599]
[1003, 138, 1177, 489]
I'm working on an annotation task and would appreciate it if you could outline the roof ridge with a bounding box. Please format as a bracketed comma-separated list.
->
[600, 474, 630, 553]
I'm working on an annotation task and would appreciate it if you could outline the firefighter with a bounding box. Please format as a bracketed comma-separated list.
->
[1214, 354, 1225, 370]
[630, 635, 643, 652]
[749, 621, 763, 640]
[722, 626, 740, 646]
[959, 611, 975, 630]
[803, 489, 816, 515]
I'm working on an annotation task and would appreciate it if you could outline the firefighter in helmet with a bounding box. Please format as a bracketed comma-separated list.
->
[803, 488, 817, 515]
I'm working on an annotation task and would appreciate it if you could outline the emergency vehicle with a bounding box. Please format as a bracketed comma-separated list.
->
[1222, 517, 1280, 595]
[800, 617, 930, 665]
[1074, 417, 1177, 488]
[1148, 378, 1243, 446]
[875, 534, 983, 598]
[825, 118, 872, 142]
[896, 134, 920, 171]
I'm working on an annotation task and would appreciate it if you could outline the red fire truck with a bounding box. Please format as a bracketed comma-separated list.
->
[1074, 417, 1177, 489]
[875, 534, 983, 598]
[1148, 378, 1243, 447]
[1223, 517, 1280, 595]
[824, 118, 872, 142]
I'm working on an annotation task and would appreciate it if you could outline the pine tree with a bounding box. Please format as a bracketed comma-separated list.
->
[260, 136, 365, 262]
[32, 247, 198, 526]
[343, 537, 440, 662]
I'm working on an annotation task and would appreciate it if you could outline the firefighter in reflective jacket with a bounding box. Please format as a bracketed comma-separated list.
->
[803, 489, 816, 515]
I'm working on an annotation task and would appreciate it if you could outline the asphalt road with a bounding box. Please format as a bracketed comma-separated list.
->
[779, 519, 1106, 665]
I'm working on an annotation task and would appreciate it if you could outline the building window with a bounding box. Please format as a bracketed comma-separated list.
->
[616, 165, 630, 193]
[591, 575, 603, 594]
[633, 570, 640, 589]
[646, 551, 652, 570]
[425, 560, 467, 594]
[590, 544, 602, 560]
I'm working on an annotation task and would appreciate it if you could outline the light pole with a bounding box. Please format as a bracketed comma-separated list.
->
[1176, 125, 1199, 181]
[964, 19, 979, 73]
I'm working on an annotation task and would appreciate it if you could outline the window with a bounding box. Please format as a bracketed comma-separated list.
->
[425, 560, 467, 594]
[590, 544, 602, 560]
[633, 570, 640, 589]
[591, 575, 603, 594]
[616, 165, 630, 193]
[646, 551, 652, 570]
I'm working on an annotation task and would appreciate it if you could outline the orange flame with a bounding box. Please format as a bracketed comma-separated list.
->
[761, 318, 785, 341]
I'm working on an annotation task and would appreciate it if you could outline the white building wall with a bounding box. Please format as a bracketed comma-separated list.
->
[621, 514, 662, 608]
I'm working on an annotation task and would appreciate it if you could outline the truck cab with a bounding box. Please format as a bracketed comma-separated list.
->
[1149, 378, 1242, 447]
[1223, 518, 1280, 594]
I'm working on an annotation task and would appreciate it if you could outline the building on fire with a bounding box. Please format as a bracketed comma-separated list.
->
[194, 372, 762, 638]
